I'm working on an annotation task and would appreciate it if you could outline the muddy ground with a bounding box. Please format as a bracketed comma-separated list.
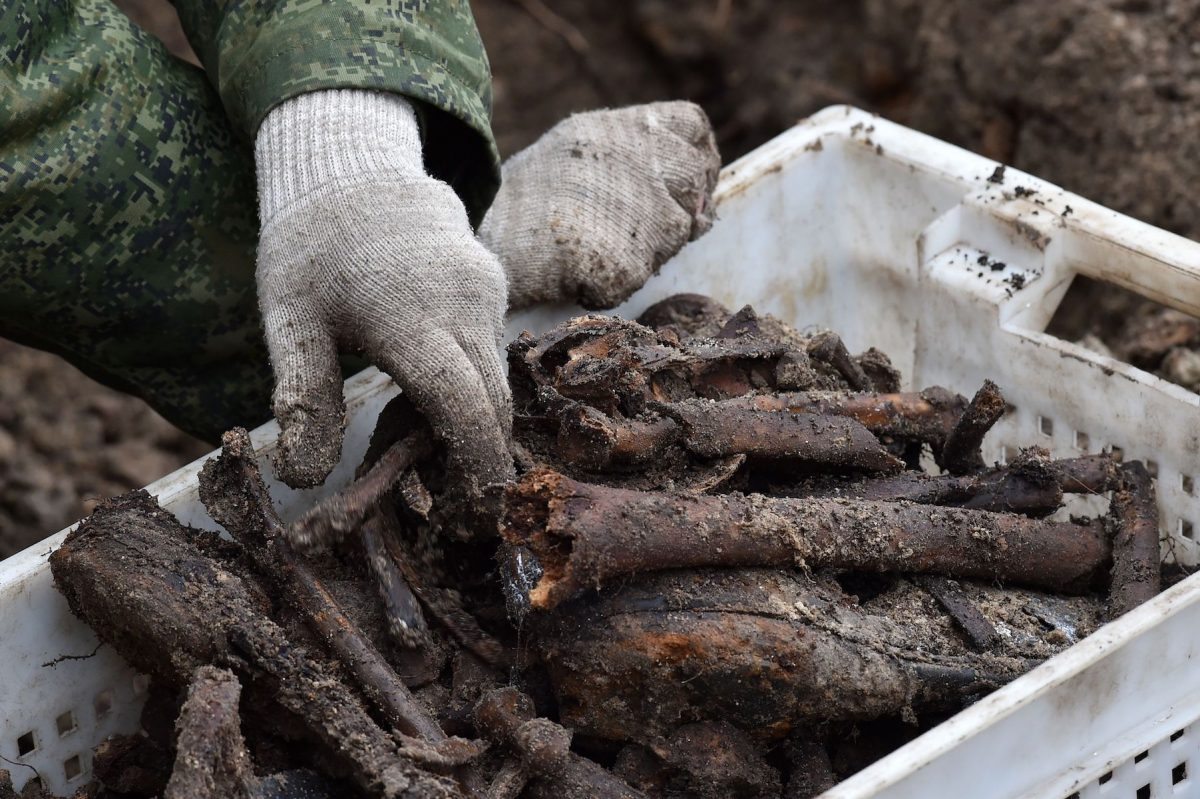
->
[2, 0, 1196, 558]
[0, 340, 210, 557]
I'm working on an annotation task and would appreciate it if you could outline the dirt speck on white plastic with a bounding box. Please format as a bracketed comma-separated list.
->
[4, 106, 1200, 797]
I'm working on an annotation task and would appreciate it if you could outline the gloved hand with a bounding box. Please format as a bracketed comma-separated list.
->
[478, 102, 720, 311]
[254, 90, 512, 496]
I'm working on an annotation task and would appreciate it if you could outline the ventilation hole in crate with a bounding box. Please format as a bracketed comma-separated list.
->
[1173, 729, 1187, 742]
[63, 754, 82, 781]
[1136, 750, 1150, 763]
[55, 711, 76, 737]
[1174, 762, 1188, 784]
[1074, 430, 1090, 451]
[1184, 476, 1195, 497]
[1002, 445, 1018, 465]
[132, 674, 150, 696]
[1038, 415, 1054, 437]
[93, 691, 113, 719]
[1181, 519, 1195, 540]
[16, 731, 36, 756]
[1147, 460, 1160, 478]
[1137, 784, 1151, 799]
[1099, 771, 1113, 784]
[1112, 445, 1125, 460]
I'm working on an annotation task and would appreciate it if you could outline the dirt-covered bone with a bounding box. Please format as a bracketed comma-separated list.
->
[806, 331, 873, 391]
[545, 390, 970, 475]
[473, 687, 647, 799]
[373, 504, 511, 669]
[508, 314, 890, 421]
[1108, 462, 1162, 618]
[287, 431, 433, 552]
[555, 399, 904, 474]
[635, 293, 732, 338]
[503, 468, 1111, 610]
[792, 452, 1120, 516]
[361, 511, 429, 647]
[914, 576, 999, 651]
[938, 379, 1008, 475]
[702, 389, 968, 450]
[164, 666, 258, 799]
[531, 569, 1051, 743]
[650, 400, 902, 473]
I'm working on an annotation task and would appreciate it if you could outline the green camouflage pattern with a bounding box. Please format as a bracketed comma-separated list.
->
[172, 0, 500, 221]
[0, 0, 496, 442]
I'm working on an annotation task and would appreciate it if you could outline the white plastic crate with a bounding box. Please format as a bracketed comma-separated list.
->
[3, 105, 1200, 797]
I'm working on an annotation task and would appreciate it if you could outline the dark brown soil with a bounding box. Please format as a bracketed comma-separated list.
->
[0, 340, 208, 559]
[1049, 277, 1200, 392]
[480, 0, 1200, 241]
[110, 0, 1200, 234]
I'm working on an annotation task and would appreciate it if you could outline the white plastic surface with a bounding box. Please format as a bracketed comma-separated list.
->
[5, 105, 1200, 797]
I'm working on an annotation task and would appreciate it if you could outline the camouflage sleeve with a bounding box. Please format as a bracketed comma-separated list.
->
[171, 0, 500, 224]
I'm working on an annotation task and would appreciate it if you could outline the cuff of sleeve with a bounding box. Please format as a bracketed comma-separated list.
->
[225, 36, 500, 227]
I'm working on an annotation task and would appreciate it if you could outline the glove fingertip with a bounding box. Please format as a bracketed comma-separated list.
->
[271, 403, 345, 488]
[649, 100, 716, 149]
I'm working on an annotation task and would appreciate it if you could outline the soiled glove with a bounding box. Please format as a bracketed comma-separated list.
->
[478, 102, 720, 311]
[255, 90, 511, 495]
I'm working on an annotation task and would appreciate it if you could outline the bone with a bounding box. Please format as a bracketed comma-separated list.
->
[503, 468, 1111, 610]
[939, 380, 1008, 475]
[198, 429, 449, 743]
[554, 400, 904, 474]
[164, 667, 258, 799]
[1108, 461, 1162, 618]
[361, 511, 428, 647]
[473, 687, 646, 799]
[532, 569, 1044, 742]
[287, 431, 433, 551]
[793, 454, 1121, 515]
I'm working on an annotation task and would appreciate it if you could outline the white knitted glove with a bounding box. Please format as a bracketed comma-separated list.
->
[254, 90, 511, 495]
[478, 102, 720, 310]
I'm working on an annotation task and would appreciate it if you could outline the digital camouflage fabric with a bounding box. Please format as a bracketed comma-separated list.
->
[0, 0, 497, 443]
[172, 0, 499, 223]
